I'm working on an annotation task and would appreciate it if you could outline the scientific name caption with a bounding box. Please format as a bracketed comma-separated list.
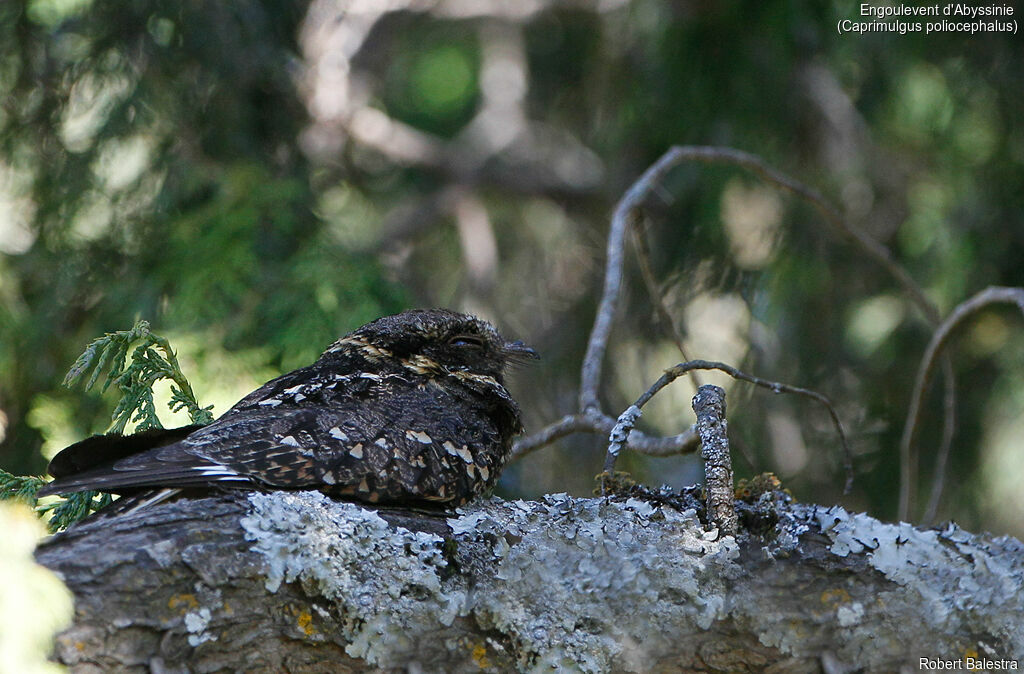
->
[839, 3, 1017, 35]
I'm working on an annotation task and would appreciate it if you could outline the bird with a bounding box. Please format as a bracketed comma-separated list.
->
[37, 309, 537, 507]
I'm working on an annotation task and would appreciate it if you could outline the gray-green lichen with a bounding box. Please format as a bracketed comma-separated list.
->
[240, 490, 739, 671]
[800, 504, 1024, 663]
[240, 491, 461, 665]
[450, 493, 739, 672]
[238, 491, 1024, 672]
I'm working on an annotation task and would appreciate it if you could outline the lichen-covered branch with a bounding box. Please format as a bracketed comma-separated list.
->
[36, 491, 1024, 672]
[692, 385, 737, 537]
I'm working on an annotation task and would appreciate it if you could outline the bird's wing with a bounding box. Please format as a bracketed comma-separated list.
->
[36, 409, 325, 497]
[46, 425, 206, 478]
[37, 364, 331, 497]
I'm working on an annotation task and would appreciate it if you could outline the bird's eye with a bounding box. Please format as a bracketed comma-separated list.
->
[449, 335, 485, 348]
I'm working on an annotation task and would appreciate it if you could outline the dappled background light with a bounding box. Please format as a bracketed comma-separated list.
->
[1, 0, 1023, 538]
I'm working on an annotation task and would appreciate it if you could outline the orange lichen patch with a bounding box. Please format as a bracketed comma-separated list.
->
[471, 641, 490, 669]
[820, 588, 852, 606]
[168, 593, 199, 613]
[286, 605, 317, 637]
[75, 642, 86, 651]
[296, 610, 316, 637]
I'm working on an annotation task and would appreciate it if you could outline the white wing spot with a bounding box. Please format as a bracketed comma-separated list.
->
[322, 472, 336, 485]
[258, 399, 282, 407]
[195, 465, 241, 478]
[374, 438, 389, 448]
[407, 430, 432, 444]
[350, 443, 364, 459]
[329, 427, 348, 441]
[283, 385, 304, 395]
[280, 435, 300, 447]
[478, 465, 490, 481]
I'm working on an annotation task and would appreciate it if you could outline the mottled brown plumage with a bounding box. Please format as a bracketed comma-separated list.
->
[38, 309, 536, 506]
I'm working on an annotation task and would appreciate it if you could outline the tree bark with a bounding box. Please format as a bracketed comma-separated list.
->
[36, 488, 1024, 673]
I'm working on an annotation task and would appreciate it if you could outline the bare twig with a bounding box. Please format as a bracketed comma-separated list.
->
[521, 144, 971, 510]
[899, 287, 1024, 521]
[580, 148, 695, 412]
[574, 146, 935, 445]
[650, 146, 958, 519]
[602, 360, 854, 493]
[693, 385, 738, 536]
[604, 406, 642, 473]
[511, 411, 698, 462]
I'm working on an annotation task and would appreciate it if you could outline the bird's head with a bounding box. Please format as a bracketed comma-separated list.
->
[323, 309, 537, 381]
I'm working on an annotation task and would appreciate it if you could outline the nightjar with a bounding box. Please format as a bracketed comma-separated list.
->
[38, 309, 536, 506]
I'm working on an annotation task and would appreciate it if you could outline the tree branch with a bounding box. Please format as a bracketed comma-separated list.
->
[519, 144, 934, 501]
[580, 151, 689, 413]
[36, 490, 1024, 671]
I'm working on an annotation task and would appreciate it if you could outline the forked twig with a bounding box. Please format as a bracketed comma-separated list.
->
[603, 360, 854, 494]
[579, 149, 695, 413]
[511, 411, 698, 461]
[516, 145, 952, 506]
[899, 286, 1024, 522]
[662, 147, 960, 521]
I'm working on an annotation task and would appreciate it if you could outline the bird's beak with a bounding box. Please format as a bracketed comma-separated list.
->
[504, 340, 539, 363]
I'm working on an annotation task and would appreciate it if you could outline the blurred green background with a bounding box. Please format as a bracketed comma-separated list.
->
[2, 0, 1022, 536]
